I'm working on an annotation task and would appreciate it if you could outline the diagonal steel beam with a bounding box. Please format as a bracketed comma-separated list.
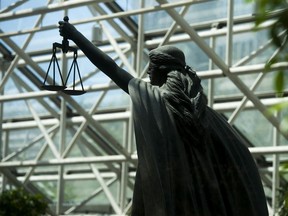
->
[0, 0, 208, 38]
[78, 145, 122, 214]
[64, 177, 117, 214]
[156, 0, 287, 139]
[0, 12, 46, 93]
[2, 124, 59, 162]
[22, 143, 49, 185]
[101, 22, 137, 76]
[228, 31, 287, 124]
[0, 0, 29, 13]
[89, 163, 122, 214]
[62, 50, 130, 158]
[0, 0, 113, 21]
[12, 79, 60, 159]
[11, 74, 59, 118]
[60, 92, 135, 165]
[88, 4, 134, 45]
[139, 5, 190, 79]
[0, 30, 51, 84]
[68, 127, 122, 174]
[0, 155, 131, 168]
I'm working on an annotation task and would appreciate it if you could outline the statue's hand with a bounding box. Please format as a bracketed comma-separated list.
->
[58, 21, 77, 40]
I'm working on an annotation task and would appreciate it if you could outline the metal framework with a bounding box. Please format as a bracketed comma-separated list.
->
[0, 0, 287, 215]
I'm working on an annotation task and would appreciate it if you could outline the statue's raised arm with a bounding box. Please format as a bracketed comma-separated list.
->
[58, 20, 133, 94]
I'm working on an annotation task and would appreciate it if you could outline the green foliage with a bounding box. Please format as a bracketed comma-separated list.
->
[275, 70, 284, 96]
[278, 164, 288, 215]
[0, 188, 48, 216]
[251, 0, 288, 94]
[278, 183, 288, 216]
[247, 0, 288, 214]
[248, 0, 288, 134]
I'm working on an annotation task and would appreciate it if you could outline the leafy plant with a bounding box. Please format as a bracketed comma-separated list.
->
[245, 1, 288, 214]
[0, 188, 48, 216]
[246, 0, 288, 133]
[277, 163, 288, 215]
[252, 0, 288, 95]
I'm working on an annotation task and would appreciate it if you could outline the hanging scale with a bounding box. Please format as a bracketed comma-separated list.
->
[42, 16, 86, 95]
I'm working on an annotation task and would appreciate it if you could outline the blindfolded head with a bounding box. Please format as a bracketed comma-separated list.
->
[148, 45, 186, 71]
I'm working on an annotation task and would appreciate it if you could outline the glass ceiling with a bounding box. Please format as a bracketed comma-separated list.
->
[0, 0, 287, 215]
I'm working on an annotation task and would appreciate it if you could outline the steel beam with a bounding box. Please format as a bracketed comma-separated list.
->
[60, 93, 134, 164]
[226, 0, 234, 66]
[272, 113, 280, 214]
[0, 0, 113, 21]
[0, 0, 29, 13]
[0, 155, 132, 168]
[101, 23, 137, 76]
[88, 4, 134, 45]
[1, 96, 287, 131]
[228, 33, 286, 124]
[156, 0, 287, 138]
[12, 78, 60, 159]
[0, 0, 208, 38]
[64, 177, 117, 214]
[3, 144, 288, 169]
[0, 13, 46, 93]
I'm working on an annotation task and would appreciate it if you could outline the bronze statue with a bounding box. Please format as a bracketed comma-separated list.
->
[59, 19, 268, 216]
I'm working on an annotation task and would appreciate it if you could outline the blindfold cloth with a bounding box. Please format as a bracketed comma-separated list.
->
[149, 45, 186, 71]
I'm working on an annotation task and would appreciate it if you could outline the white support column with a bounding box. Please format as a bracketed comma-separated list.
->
[208, 26, 216, 108]
[136, 0, 145, 76]
[57, 18, 68, 212]
[272, 112, 280, 215]
[226, 0, 234, 67]
[0, 57, 7, 191]
[119, 152, 129, 212]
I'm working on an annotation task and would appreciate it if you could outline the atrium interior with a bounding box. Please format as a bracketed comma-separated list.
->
[0, 0, 287, 215]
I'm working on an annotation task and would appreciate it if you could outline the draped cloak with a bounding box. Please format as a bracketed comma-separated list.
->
[128, 78, 268, 216]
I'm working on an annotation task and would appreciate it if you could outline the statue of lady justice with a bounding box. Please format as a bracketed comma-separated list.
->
[58, 19, 268, 216]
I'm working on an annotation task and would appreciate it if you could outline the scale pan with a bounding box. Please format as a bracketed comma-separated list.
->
[62, 89, 86, 95]
[42, 85, 67, 91]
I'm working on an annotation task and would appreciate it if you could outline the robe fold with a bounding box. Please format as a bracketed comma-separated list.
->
[128, 78, 268, 216]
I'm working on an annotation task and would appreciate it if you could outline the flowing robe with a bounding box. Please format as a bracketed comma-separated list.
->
[128, 78, 268, 216]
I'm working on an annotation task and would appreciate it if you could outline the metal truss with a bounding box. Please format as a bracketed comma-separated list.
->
[0, 0, 287, 215]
